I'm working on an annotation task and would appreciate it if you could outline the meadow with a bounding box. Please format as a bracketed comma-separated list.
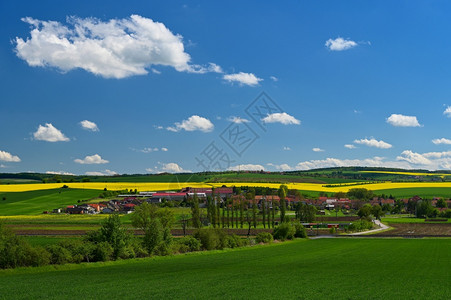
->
[0, 238, 449, 299]
[0, 188, 100, 216]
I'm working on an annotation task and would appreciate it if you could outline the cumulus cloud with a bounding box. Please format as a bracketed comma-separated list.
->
[312, 147, 324, 152]
[443, 106, 451, 118]
[160, 162, 190, 173]
[15, 15, 221, 79]
[261, 112, 301, 125]
[80, 120, 99, 132]
[74, 154, 109, 164]
[386, 114, 421, 127]
[296, 157, 410, 170]
[228, 164, 265, 171]
[270, 76, 278, 82]
[396, 150, 431, 165]
[223, 72, 262, 86]
[354, 138, 392, 149]
[267, 163, 292, 171]
[167, 115, 214, 132]
[227, 116, 250, 124]
[325, 37, 357, 51]
[283, 146, 291, 151]
[0, 150, 21, 162]
[33, 123, 69, 142]
[85, 169, 117, 176]
[133, 147, 168, 153]
[344, 144, 356, 149]
[46, 171, 75, 175]
[432, 138, 451, 145]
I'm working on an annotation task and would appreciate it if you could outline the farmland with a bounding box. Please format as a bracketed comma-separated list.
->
[0, 238, 449, 299]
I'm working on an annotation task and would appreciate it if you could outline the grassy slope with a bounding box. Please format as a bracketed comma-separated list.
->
[0, 189, 100, 215]
[0, 239, 449, 299]
[375, 187, 451, 198]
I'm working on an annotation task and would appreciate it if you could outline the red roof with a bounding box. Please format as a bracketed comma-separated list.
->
[123, 203, 136, 208]
[153, 192, 187, 197]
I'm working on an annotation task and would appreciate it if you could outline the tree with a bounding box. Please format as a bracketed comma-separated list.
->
[295, 203, 316, 222]
[278, 185, 287, 223]
[89, 214, 131, 260]
[436, 198, 447, 208]
[347, 188, 374, 200]
[358, 204, 372, 219]
[131, 203, 174, 255]
[190, 194, 201, 229]
[262, 199, 266, 229]
[415, 200, 435, 218]
[240, 197, 244, 228]
[372, 205, 383, 220]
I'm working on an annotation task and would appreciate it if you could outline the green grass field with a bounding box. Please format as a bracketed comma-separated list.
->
[0, 188, 101, 215]
[0, 238, 449, 299]
[376, 187, 451, 198]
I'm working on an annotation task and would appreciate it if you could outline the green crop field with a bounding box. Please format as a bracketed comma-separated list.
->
[376, 187, 451, 198]
[0, 188, 101, 216]
[0, 238, 449, 299]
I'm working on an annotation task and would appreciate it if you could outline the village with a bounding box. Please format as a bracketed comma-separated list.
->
[59, 186, 451, 218]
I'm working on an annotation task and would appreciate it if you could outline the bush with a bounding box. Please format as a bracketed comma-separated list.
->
[256, 232, 273, 244]
[194, 228, 224, 250]
[294, 222, 307, 238]
[349, 219, 373, 232]
[273, 222, 295, 241]
[46, 244, 73, 265]
[224, 234, 242, 249]
[93, 242, 113, 262]
[177, 236, 201, 253]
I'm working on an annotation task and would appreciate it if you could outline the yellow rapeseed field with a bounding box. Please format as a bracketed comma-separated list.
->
[3, 181, 451, 193]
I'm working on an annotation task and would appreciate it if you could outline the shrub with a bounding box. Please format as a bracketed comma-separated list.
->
[46, 244, 73, 265]
[93, 242, 113, 262]
[349, 219, 373, 232]
[224, 234, 242, 249]
[273, 222, 295, 241]
[294, 222, 307, 238]
[178, 236, 201, 253]
[256, 232, 273, 244]
[194, 228, 224, 250]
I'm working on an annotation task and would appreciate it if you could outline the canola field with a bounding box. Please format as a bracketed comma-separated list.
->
[3, 181, 451, 193]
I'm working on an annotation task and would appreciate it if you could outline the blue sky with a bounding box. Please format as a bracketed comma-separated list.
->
[2, 0, 451, 175]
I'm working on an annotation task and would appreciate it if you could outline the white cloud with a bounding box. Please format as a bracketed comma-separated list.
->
[354, 138, 392, 149]
[0, 164, 6, 168]
[223, 72, 262, 86]
[46, 171, 75, 176]
[422, 151, 451, 159]
[344, 144, 356, 149]
[0, 150, 21, 162]
[270, 76, 278, 82]
[167, 115, 214, 132]
[325, 37, 357, 51]
[283, 146, 291, 151]
[261, 112, 301, 125]
[85, 169, 117, 176]
[396, 150, 431, 165]
[296, 157, 410, 170]
[443, 106, 451, 118]
[227, 116, 250, 124]
[160, 162, 191, 173]
[133, 147, 168, 153]
[15, 15, 221, 79]
[386, 114, 421, 127]
[228, 164, 265, 171]
[80, 120, 99, 132]
[432, 138, 451, 145]
[74, 154, 109, 164]
[267, 163, 291, 171]
[312, 147, 324, 152]
[161, 147, 168, 152]
[33, 123, 69, 142]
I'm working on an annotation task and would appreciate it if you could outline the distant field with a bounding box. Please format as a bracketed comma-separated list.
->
[359, 170, 451, 177]
[207, 173, 364, 184]
[0, 189, 100, 215]
[0, 239, 449, 299]
[375, 187, 451, 198]
[89, 173, 207, 183]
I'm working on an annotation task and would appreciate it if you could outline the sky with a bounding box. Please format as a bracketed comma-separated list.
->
[2, 0, 451, 175]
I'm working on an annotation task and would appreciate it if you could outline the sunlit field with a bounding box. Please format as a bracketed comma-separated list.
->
[3, 181, 451, 194]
